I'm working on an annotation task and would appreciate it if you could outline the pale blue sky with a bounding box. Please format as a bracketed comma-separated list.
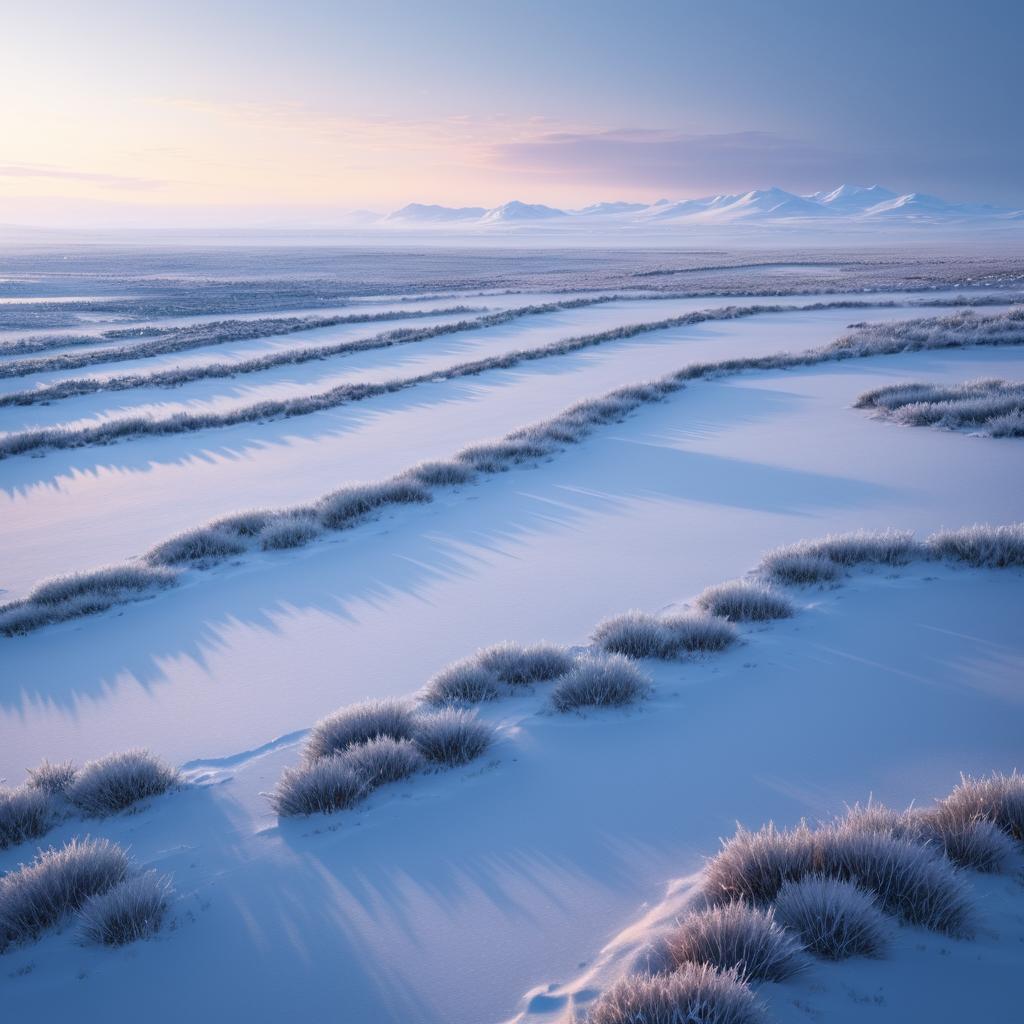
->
[3, 0, 1022, 223]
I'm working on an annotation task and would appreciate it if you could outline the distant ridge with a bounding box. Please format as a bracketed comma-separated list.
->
[368, 186, 1023, 232]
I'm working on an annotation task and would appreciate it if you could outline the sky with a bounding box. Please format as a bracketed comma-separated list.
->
[2, 0, 1022, 227]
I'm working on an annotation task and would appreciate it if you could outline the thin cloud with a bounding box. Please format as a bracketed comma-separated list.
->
[0, 164, 166, 190]
[490, 129, 859, 195]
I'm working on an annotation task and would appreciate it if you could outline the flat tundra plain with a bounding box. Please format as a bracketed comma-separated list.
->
[0, 247, 1022, 1024]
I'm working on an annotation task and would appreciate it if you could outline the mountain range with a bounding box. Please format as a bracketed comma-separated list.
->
[366, 186, 1023, 231]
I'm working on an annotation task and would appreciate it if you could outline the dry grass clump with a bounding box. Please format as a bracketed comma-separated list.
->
[696, 580, 794, 622]
[317, 477, 432, 530]
[456, 437, 554, 472]
[759, 530, 922, 582]
[662, 902, 807, 981]
[550, 653, 649, 712]
[0, 838, 130, 950]
[758, 552, 842, 585]
[25, 759, 77, 795]
[342, 737, 424, 787]
[704, 819, 972, 935]
[304, 700, 417, 761]
[856, 378, 1024, 434]
[593, 610, 735, 659]
[271, 755, 367, 817]
[78, 871, 173, 946]
[413, 709, 494, 765]
[773, 876, 887, 960]
[987, 409, 1024, 436]
[68, 750, 179, 816]
[0, 787, 54, 849]
[841, 800, 1016, 873]
[934, 770, 1024, 840]
[475, 641, 574, 684]
[0, 564, 179, 636]
[588, 964, 767, 1024]
[146, 525, 247, 566]
[925, 523, 1024, 568]
[662, 612, 738, 653]
[592, 611, 674, 659]
[813, 828, 973, 936]
[916, 810, 1017, 873]
[259, 513, 322, 550]
[704, 823, 818, 906]
[422, 658, 500, 706]
[405, 460, 477, 487]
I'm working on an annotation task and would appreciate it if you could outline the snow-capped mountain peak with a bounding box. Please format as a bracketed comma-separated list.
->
[376, 187, 1019, 232]
[479, 200, 567, 222]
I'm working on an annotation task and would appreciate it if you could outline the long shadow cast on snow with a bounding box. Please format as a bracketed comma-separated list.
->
[0, 383, 887, 712]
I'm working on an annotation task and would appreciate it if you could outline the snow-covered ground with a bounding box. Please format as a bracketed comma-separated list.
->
[1, 249, 1021, 1024]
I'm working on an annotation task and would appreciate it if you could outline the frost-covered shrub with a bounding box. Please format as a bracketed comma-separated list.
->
[592, 611, 675, 659]
[422, 659, 500, 705]
[29, 565, 177, 605]
[760, 530, 922, 575]
[259, 514, 322, 550]
[707, 820, 972, 935]
[840, 799, 1014, 873]
[26, 759, 77, 795]
[78, 871, 172, 946]
[413, 709, 494, 765]
[475, 641, 574, 684]
[704, 823, 819, 906]
[662, 612, 738, 653]
[405, 460, 476, 486]
[0, 838, 130, 949]
[0, 787, 53, 849]
[925, 524, 1024, 568]
[0, 564, 178, 635]
[759, 552, 842, 584]
[935, 770, 1024, 840]
[774, 876, 887, 959]
[696, 580, 794, 622]
[146, 526, 247, 566]
[662, 902, 807, 981]
[304, 700, 416, 761]
[813, 827, 972, 936]
[987, 410, 1024, 436]
[271, 755, 367, 817]
[342, 737, 424, 787]
[208, 509, 273, 537]
[588, 964, 766, 1024]
[456, 437, 554, 473]
[856, 379, 1024, 433]
[550, 653, 649, 712]
[917, 809, 1016, 873]
[68, 750, 179, 816]
[317, 478, 431, 529]
[594, 610, 735, 660]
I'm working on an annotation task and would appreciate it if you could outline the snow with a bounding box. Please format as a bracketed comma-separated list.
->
[1, 296, 1007, 598]
[2, 565, 1021, 1024]
[1, 250, 1022, 1024]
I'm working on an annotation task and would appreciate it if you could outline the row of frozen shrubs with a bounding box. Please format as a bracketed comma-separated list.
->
[590, 770, 1024, 1024]
[273, 594, 754, 816]
[265, 522, 1024, 817]
[0, 380, 679, 636]
[7, 523, 1021, 834]
[272, 644, 657, 817]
